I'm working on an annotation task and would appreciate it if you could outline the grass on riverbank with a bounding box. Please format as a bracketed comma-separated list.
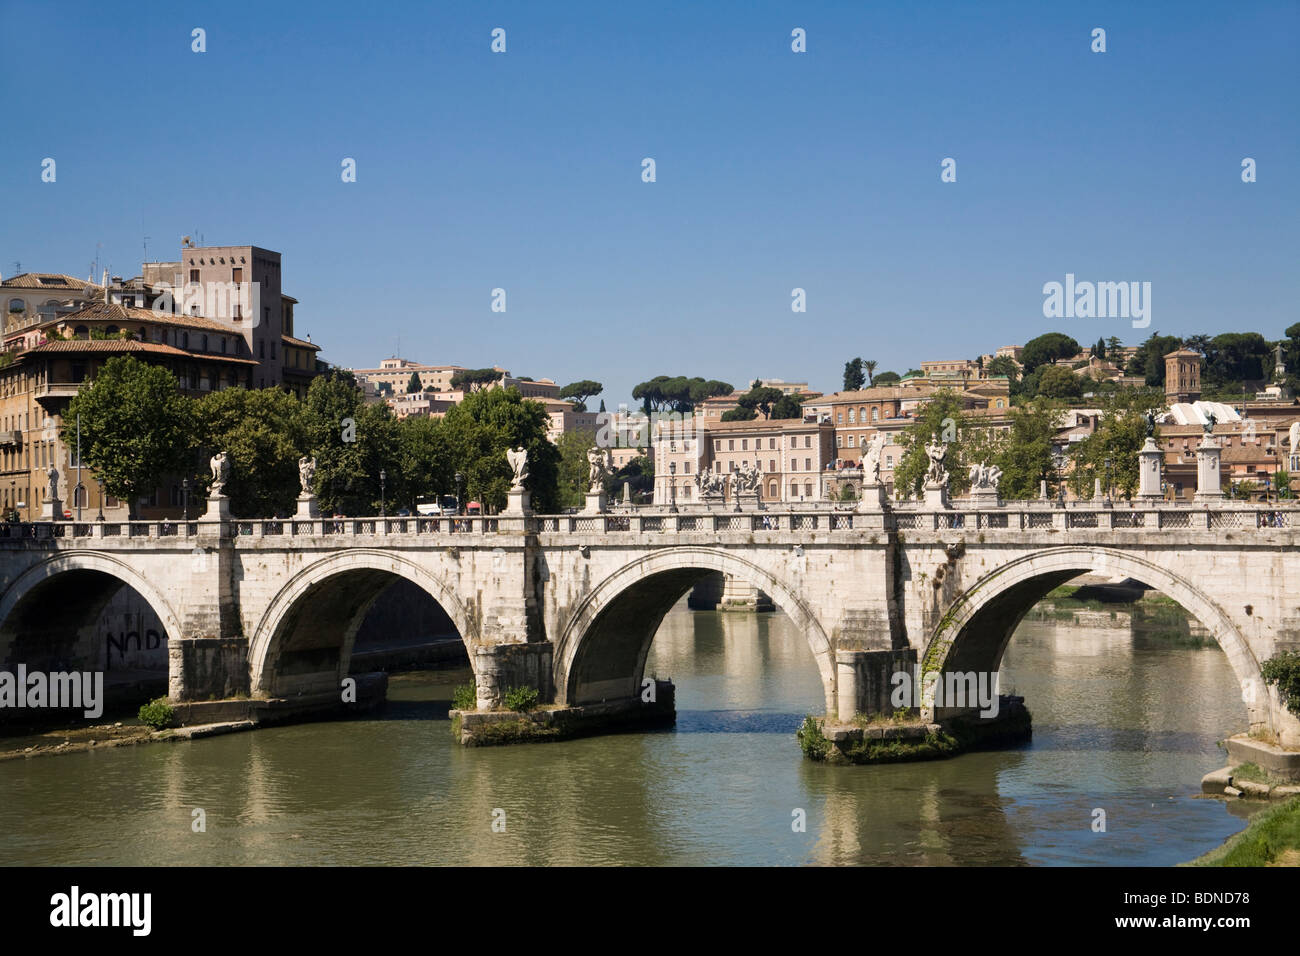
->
[1185, 797, 1300, 867]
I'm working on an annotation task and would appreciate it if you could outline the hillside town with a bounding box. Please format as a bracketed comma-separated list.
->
[3, 240, 1299, 520]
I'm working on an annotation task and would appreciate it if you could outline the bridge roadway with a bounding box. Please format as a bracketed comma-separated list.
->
[0, 500, 1296, 745]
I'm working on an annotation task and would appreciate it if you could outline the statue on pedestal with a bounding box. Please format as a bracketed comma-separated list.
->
[968, 462, 1002, 494]
[586, 446, 610, 493]
[861, 433, 886, 485]
[924, 434, 949, 488]
[298, 456, 316, 495]
[507, 446, 529, 490]
[46, 465, 59, 502]
[209, 451, 231, 496]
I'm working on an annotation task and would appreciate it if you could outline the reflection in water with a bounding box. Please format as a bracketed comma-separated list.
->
[0, 599, 1255, 866]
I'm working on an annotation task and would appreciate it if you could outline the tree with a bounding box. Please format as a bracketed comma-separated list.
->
[892, 391, 969, 499]
[63, 356, 195, 518]
[993, 399, 1063, 499]
[1105, 336, 1123, 355]
[985, 355, 1020, 388]
[439, 387, 560, 513]
[1275, 469, 1294, 500]
[559, 380, 603, 413]
[1202, 332, 1271, 389]
[1125, 332, 1182, 386]
[1035, 364, 1083, 401]
[605, 454, 654, 503]
[843, 358, 865, 392]
[873, 371, 901, 385]
[194, 386, 310, 517]
[721, 406, 757, 422]
[864, 360, 878, 386]
[450, 368, 501, 393]
[303, 370, 399, 516]
[394, 414, 449, 510]
[556, 428, 596, 508]
[406, 371, 423, 394]
[770, 394, 804, 419]
[1068, 387, 1165, 499]
[1021, 333, 1081, 373]
[632, 376, 732, 414]
[737, 386, 784, 419]
[1091, 337, 1106, 359]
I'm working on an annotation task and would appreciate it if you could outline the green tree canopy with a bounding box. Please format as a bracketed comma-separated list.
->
[194, 386, 310, 517]
[873, 371, 901, 385]
[1035, 364, 1083, 400]
[1021, 333, 1081, 373]
[770, 394, 804, 419]
[440, 387, 560, 513]
[632, 376, 732, 414]
[63, 356, 195, 517]
[721, 406, 757, 422]
[993, 399, 1063, 499]
[737, 386, 784, 419]
[406, 371, 423, 394]
[559, 380, 603, 413]
[843, 358, 865, 391]
[450, 368, 502, 392]
[1068, 387, 1165, 499]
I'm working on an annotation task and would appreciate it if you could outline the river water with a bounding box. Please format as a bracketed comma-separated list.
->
[0, 600, 1255, 866]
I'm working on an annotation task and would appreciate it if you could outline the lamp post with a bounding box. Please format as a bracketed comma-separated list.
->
[669, 462, 678, 513]
[96, 478, 105, 521]
[454, 471, 464, 515]
[379, 468, 387, 518]
[75, 412, 83, 521]
[182, 478, 189, 522]
[1103, 457, 1112, 506]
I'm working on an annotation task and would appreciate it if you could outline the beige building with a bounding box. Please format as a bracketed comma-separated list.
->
[3, 273, 103, 347]
[653, 416, 834, 505]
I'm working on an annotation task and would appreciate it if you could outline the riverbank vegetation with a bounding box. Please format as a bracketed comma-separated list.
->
[1186, 797, 1300, 867]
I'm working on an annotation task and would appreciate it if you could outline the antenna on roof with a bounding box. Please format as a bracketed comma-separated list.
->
[12, 261, 19, 275]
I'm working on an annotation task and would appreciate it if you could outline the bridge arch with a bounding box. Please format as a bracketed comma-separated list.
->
[249, 550, 477, 697]
[0, 551, 184, 684]
[554, 546, 835, 711]
[919, 546, 1269, 730]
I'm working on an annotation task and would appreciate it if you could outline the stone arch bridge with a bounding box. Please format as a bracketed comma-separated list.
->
[0, 502, 1297, 746]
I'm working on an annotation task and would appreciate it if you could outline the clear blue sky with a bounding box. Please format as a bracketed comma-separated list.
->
[2, 0, 1296, 407]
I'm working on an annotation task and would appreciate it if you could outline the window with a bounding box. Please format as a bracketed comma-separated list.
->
[805, 458, 812, 471]
[859, 407, 866, 421]
[836, 411, 843, 423]
[741, 439, 747, 450]
[233, 303, 242, 319]
[790, 484, 798, 498]
[232, 268, 243, 283]
[872, 407, 879, 421]
[804, 436, 811, 448]
[768, 481, 777, 498]
[848, 409, 856, 423]
[684, 462, 691, 474]
[715, 440, 721, 451]
[189, 269, 200, 283]
[259, 340, 265, 359]
[886, 456, 893, 467]
[805, 482, 813, 498]
[837, 436, 843, 448]
[728, 439, 734, 451]
[847, 435, 854, 447]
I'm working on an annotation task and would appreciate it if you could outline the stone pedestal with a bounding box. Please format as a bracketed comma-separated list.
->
[295, 493, 320, 519]
[737, 491, 759, 510]
[1138, 437, 1164, 500]
[204, 494, 232, 521]
[1195, 437, 1224, 501]
[856, 483, 887, 512]
[969, 489, 999, 508]
[582, 490, 607, 514]
[1039, 479, 1049, 500]
[701, 493, 725, 508]
[41, 496, 63, 520]
[505, 488, 530, 515]
[923, 482, 950, 510]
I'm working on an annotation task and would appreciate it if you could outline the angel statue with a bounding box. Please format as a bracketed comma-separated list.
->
[506, 446, 529, 490]
[298, 456, 316, 495]
[209, 451, 231, 495]
[861, 433, 886, 485]
[924, 434, 948, 487]
[587, 446, 610, 492]
[46, 465, 59, 502]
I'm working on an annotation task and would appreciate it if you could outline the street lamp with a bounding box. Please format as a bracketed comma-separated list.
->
[96, 478, 105, 521]
[182, 478, 190, 522]
[379, 468, 387, 518]
[1103, 457, 1112, 506]
[454, 471, 464, 515]
[669, 462, 678, 513]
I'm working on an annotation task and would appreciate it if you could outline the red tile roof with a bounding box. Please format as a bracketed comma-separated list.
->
[22, 338, 259, 365]
[1, 273, 102, 292]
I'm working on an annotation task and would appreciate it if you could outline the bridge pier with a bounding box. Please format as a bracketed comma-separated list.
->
[836, 648, 916, 721]
[474, 642, 555, 709]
